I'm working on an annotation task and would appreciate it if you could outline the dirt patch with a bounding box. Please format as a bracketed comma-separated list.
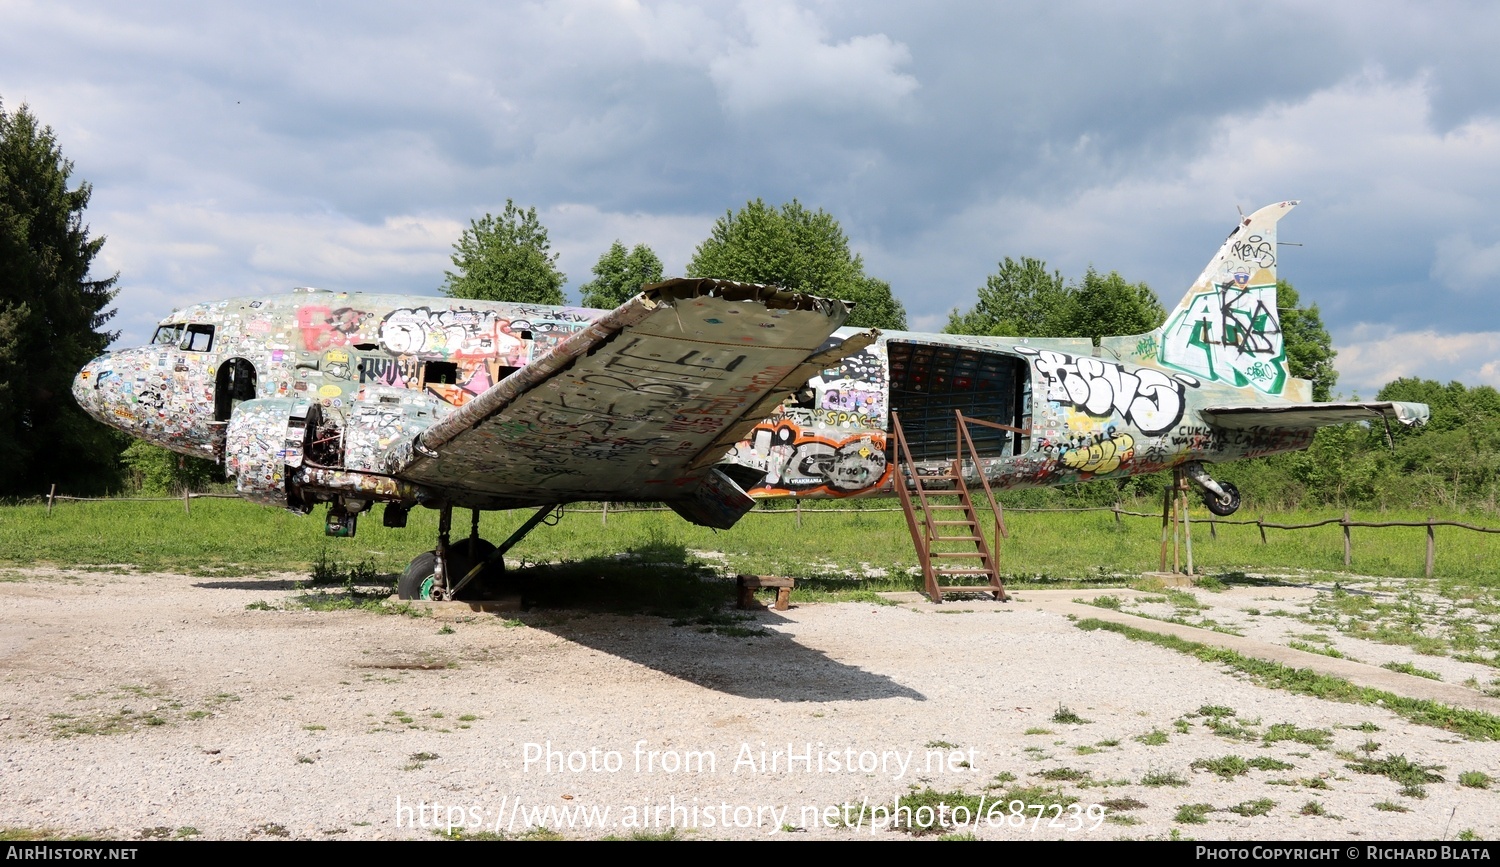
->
[0, 569, 1496, 841]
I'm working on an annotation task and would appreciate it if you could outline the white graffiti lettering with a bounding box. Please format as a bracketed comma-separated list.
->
[1025, 348, 1186, 436]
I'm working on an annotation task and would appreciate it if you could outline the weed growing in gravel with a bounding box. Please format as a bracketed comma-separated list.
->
[1174, 804, 1213, 824]
[1382, 661, 1442, 680]
[1227, 798, 1276, 817]
[1074, 619, 1500, 740]
[1262, 723, 1332, 748]
[1345, 754, 1445, 798]
[1373, 801, 1409, 812]
[1141, 770, 1187, 787]
[1458, 771, 1492, 789]
[1191, 756, 1295, 779]
[1035, 767, 1089, 782]
[1051, 705, 1090, 725]
[1288, 640, 1348, 659]
[885, 788, 987, 836]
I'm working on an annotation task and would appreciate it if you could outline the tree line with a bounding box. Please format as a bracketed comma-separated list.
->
[2, 97, 1495, 514]
[441, 197, 907, 331]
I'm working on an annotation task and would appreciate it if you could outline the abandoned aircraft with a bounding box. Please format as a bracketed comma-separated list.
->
[74, 201, 1427, 601]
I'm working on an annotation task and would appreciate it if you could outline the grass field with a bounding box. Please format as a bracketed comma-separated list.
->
[2, 497, 1496, 590]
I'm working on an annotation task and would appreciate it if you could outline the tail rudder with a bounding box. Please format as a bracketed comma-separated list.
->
[1112, 201, 1298, 396]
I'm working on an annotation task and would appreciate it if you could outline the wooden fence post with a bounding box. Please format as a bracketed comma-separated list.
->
[1425, 516, 1435, 579]
[1342, 511, 1351, 567]
[183, 489, 191, 515]
[796, 498, 802, 529]
[1258, 517, 1266, 545]
[46, 483, 56, 517]
[601, 501, 608, 527]
[1114, 502, 1122, 525]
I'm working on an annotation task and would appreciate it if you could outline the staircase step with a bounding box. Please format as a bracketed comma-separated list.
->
[930, 535, 983, 543]
[931, 551, 986, 558]
[935, 570, 998, 577]
[930, 520, 980, 526]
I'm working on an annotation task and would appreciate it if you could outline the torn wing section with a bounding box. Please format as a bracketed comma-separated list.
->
[1200, 400, 1429, 430]
[390, 278, 872, 527]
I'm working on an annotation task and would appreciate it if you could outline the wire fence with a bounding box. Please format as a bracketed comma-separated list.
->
[25, 485, 1500, 580]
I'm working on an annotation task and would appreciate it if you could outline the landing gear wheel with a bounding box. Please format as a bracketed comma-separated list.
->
[1204, 481, 1241, 517]
[397, 551, 439, 600]
[396, 542, 500, 601]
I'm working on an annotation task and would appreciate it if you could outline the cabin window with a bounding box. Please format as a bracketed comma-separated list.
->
[422, 361, 459, 386]
[182, 324, 215, 352]
[151, 324, 185, 346]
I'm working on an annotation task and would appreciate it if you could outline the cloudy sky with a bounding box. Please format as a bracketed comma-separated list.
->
[4, 0, 1499, 396]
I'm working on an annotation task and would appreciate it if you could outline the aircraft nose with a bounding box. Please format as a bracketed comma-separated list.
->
[72, 355, 109, 420]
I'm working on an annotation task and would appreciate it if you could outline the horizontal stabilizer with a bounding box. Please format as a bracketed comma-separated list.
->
[1200, 401, 1429, 430]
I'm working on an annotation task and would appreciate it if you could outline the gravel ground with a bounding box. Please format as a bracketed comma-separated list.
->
[1, 568, 1497, 841]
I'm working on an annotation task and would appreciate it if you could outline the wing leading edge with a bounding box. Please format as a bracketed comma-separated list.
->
[389, 279, 871, 526]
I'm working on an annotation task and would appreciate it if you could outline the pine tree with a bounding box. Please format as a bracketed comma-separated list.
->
[0, 100, 119, 495]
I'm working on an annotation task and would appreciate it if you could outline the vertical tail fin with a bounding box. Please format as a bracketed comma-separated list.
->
[1108, 201, 1298, 397]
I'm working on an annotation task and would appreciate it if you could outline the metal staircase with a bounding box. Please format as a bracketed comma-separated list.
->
[891, 410, 1014, 603]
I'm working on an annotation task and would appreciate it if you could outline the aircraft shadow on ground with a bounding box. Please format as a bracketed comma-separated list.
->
[519, 608, 927, 704]
[194, 578, 316, 591]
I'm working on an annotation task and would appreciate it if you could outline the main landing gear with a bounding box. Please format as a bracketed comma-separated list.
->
[1182, 461, 1241, 517]
[396, 503, 563, 601]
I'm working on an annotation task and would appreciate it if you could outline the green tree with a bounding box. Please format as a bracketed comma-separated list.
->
[120, 439, 220, 495]
[1277, 280, 1338, 402]
[577, 240, 664, 309]
[0, 100, 119, 495]
[945, 260, 1163, 343]
[441, 200, 565, 305]
[686, 199, 907, 330]
[944, 256, 1065, 337]
[1051, 267, 1165, 344]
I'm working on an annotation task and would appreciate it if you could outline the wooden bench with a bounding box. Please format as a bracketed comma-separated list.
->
[736, 574, 794, 611]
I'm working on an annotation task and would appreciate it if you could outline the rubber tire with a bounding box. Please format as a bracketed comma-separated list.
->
[397, 551, 439, 600]
[395, 542, 498, 601]
[1204, 481, 1241, 517]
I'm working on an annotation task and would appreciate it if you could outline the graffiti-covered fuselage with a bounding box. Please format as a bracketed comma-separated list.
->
[77, 203, 1418, 525]
[72, 286, 1318, 514]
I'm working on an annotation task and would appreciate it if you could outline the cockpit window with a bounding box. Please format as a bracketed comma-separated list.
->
[152, 324, 185, 346]
[183, 324, 214, 352]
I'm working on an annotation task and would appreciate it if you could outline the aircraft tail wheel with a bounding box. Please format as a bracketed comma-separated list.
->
[1204, 481, 1241, 517]
[397, 551, 439, 600]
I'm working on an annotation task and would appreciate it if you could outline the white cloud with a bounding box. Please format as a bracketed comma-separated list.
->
[708, 1, 918, 117]
[1432, 233, 1500, 291]
[96, 205, 464, 346]
[543, 203, 715, 284]
[873, 71, 1500, 330]
[1336, 324, 1500, 395]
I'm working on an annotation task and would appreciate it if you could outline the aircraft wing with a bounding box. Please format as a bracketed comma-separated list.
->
[1200, 401, 1430, 430]
[388, 279, 871, 525]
